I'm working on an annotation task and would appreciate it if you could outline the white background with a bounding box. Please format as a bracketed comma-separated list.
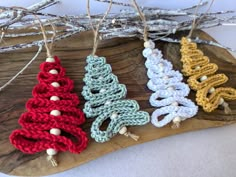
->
[1, 1, 236, 177]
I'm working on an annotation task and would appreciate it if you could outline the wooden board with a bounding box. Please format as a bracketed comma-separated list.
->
[0, 30, 236, 176]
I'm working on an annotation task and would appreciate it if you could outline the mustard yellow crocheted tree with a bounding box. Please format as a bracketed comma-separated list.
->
[180, 37, 236, 113]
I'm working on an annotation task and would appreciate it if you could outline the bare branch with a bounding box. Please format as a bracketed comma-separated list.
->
[0, 45, 43, 91]
[0, 0, 235, 52]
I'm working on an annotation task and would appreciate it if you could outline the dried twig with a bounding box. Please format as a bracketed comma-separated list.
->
[0, 44, 43, 91]
[0, 0, 235, 92]
[0, 29, 82, 53]
[159, 37, 236, 52]
[0, 0, 235, 52]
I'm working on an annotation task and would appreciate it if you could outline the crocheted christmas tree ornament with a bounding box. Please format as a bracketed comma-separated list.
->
[10, 56, 88, 166]
[82, 55, 150, 143]
[142, 40, 198, 128]
[180, 37, 236, 113]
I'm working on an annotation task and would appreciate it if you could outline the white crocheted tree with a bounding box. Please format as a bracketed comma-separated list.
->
[142, 40, 198, 128]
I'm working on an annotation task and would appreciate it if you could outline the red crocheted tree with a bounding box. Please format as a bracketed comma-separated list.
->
[10, 56, 88, 166]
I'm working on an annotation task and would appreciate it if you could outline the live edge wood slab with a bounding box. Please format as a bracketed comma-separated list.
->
[0, 30, 236, 176]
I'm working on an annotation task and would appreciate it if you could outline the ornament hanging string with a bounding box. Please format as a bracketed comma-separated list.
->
[131, 0, 148, 42]
[87, 0, 113, 55]
[188, 0, 215, 38]
[33, 14, 56, 58]
[8, 6, 56, 57]
[131, 0, 173, 42]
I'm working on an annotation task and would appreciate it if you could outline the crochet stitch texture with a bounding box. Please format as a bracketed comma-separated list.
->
[142, 40, 198, 127]
[180, 37, 236, 112]
[10, 56, 88, 154]
[82, 55, 150, 143]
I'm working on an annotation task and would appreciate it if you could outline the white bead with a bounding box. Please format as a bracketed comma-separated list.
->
[50, 110, 61, 116]
[167, 86, 175, 91]
[110, 112, 118, 120]
[171, 101, 179, 106]
[119, 126, 127, 135]
[46, 148, 57, 156]
[200, 75, 207, 82]
[105, 100, 111, 105]
[99, 88, 106, 93]
[50, 96, 60, 101]
[51, 82, 60, 88]
[173, 116, 181, 123]
[46, 57, 55, 62]
[144, 40, 155, 49]
[219, 98, 224, 105]
[195, 66, 201, 70]
[208, 87, 215, 93]
[50, 128, 61, 135]
[49, 69, 58, 74]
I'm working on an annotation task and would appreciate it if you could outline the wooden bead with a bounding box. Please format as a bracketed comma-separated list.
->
[50, 128, 61, 136]
[163, 76, 169, 80]
[195, 66, 201, 70]
[173, 116, 181, 123]
[46, 57, 55, 62]
[208, 87, 215, 93]
[49, 69, 58, 74]
[110, 112, 118, 120]
[50, 96, 60, 101]
[219, 98, 224, 105]
[46, 148, 57, 156]
[51, 82, 60, 88]
[99, 88, 106, 93]
[105, 100, 111, 105]
[171, 102, 179, 106]
[50, 110, 61, 116]
[200, 75, 207, 82]
[158, 63, 164, 72]
[144, 40, 155, 49]
[119, 126, 127, 135]
[167, 86, 175, 91]
[158, 63, 164, 67]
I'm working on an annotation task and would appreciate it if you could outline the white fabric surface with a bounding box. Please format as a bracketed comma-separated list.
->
[0, 1, 236, 177]
[45, 124, 236, 177]
[2, 124, 236, 177]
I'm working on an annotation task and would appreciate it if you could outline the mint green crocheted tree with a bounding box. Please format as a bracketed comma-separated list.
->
[82, 55, 150, 143]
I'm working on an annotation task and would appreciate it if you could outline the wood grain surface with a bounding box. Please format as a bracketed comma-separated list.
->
[0, 30, 235, 176]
